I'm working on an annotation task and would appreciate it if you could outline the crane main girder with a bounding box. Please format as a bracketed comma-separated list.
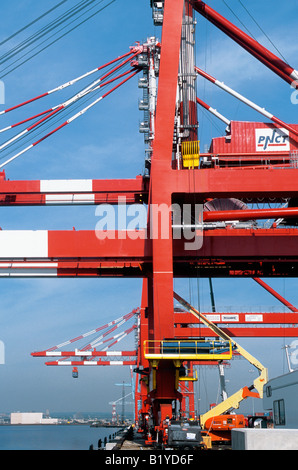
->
[0, 174, 147, 206]
[2, 166, 298, 205]
[0, 228, 298, 277]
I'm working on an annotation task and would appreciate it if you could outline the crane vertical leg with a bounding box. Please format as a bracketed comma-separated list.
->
[136, 279, 150, 431]
[147, 0, 185, 427]
[149, 0, 184, 340]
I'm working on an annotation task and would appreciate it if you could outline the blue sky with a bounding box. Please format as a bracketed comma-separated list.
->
[0, 0, 297, 418]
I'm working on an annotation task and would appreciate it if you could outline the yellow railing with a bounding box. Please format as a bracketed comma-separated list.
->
[179, 369, 198, 382]
[143, 339, 232, 361]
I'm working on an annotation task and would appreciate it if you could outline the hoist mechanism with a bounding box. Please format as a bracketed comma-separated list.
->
[136, 37, 160, 174]
[135, 2, 205, 445]
[138, 2, 200, 175]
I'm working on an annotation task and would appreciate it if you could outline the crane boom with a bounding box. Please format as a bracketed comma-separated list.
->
[109, 392, 133, 405]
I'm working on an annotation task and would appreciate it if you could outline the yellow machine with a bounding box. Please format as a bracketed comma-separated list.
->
[181, 140, 200, 168]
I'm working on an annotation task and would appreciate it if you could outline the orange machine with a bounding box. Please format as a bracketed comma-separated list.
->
[203, 414, 246, 443]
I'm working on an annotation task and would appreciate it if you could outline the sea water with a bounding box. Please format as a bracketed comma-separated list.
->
[0, 425, 119, 450]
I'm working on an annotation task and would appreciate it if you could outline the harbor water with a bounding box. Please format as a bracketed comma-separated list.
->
[0, 425, 119, 450]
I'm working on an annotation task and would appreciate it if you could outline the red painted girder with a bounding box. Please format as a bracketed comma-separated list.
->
[32, 350, 137, 357]
[171, 168, 298, 199]
[174, 227, 298, 259]
[148, 0, 185, 340]
[47, 230, 149, 258]
[0, 193, 143, 205]
[253, 277, 298, 313]
[204, 207, 298, 222]
[175, 326, 298, 338]
[44, 228, 298, 259]
[0, 175, 147, 205]
[0, 260, 295, 277]
[2, 166, 298, 205]
[0, 227, 298, 260]
[45, 360, 138, 366]
[0, 176, 144, 193]
[92, 176, 146, 195]
[174, 312, 298, 324]
[191, 1, 298, 85]
[1, 229, 298, 278]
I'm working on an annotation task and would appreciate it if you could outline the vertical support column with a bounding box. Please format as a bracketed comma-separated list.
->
[146, 0, 185, 427]
[136, 279, 150, 427]
[149, 0, 185, 341]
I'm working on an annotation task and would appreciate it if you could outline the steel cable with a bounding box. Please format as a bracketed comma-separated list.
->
[0, 0, 116, 79]
[0, 0, 96, 64]
[0, 65, 139, 165]
[0, 57, 134, 153]
[0, 0, 69, 47]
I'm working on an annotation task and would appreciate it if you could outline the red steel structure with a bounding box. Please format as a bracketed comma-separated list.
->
[1, 0, 298, 436]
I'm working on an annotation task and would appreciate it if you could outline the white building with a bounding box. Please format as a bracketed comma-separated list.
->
[10, 412, 58, 425]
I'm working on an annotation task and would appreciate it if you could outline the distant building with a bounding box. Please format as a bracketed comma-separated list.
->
[10, 412, 58, 425]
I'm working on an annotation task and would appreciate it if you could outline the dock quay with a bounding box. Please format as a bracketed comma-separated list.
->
[99, 425, 298, 451]
[103, 426, 152, 450]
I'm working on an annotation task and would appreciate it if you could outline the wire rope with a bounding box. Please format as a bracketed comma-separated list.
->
[0, 0, 96, 64]
[0, 0, 69, 47]
[0, 0, 116, 79]
[221, 0, 257, 40]
[237, 0, 289, 65]
[0, 53, 137, 162]
[0, 68, 139, 167]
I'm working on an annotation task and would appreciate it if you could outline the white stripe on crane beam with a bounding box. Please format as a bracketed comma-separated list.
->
[0, 269, 57, 277]
[40, 179, 93, 193]
[55, 361, 129, 365]
[45, 193, 95, 204]
[0, 231, 48, 258]
[107, 362, 125, 366]
[0, 262, 57, 268]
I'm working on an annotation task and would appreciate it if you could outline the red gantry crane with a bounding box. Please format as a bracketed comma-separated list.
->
[1, 0, 298, 447]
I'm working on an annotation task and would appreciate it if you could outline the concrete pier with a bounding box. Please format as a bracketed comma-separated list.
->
[232, 428, 298, 450]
